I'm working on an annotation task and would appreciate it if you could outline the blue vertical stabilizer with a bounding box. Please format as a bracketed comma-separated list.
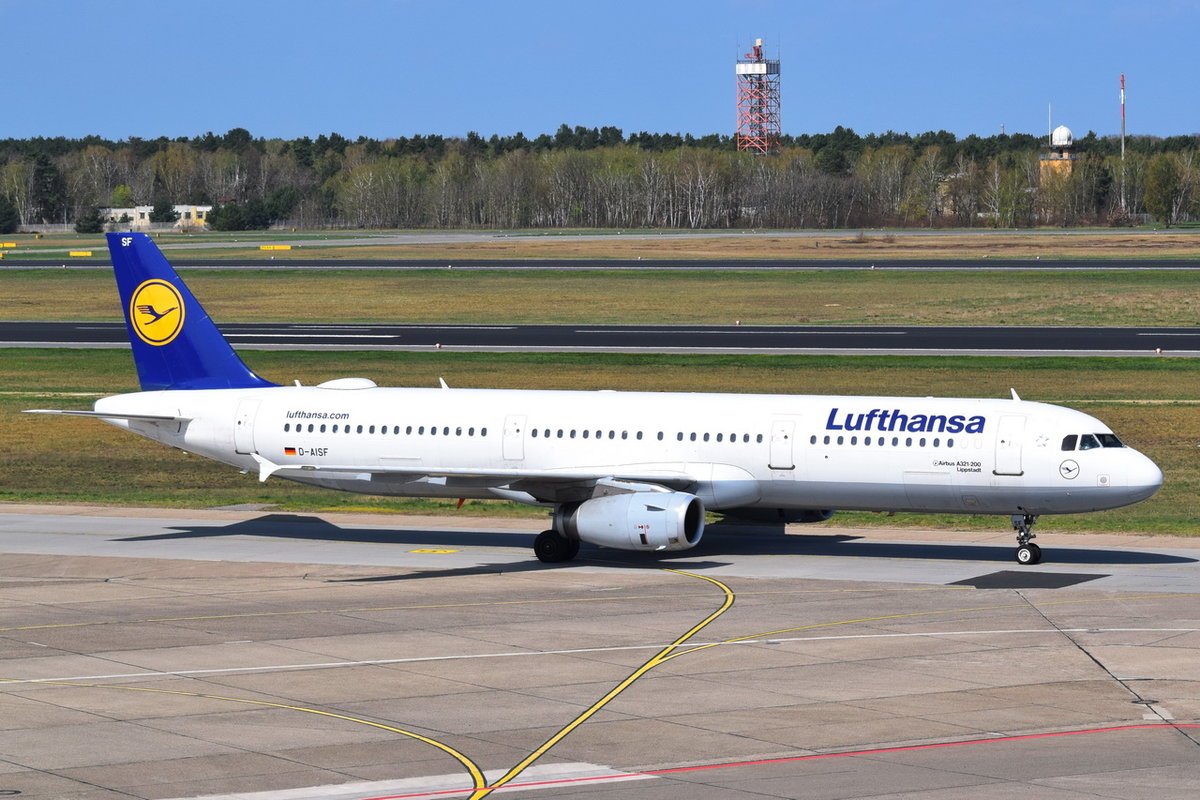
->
[107, 232, 277, 391]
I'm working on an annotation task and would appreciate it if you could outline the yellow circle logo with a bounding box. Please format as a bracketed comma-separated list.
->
[129, 279, 185, 346]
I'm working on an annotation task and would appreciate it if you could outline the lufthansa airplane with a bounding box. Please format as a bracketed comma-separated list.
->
[29, 233, 1163, 565]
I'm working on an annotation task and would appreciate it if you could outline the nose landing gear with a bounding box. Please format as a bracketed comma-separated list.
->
[1012, 513, 1042, 564]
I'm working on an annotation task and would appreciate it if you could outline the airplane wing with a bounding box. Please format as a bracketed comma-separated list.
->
[250, 454, 694, 503]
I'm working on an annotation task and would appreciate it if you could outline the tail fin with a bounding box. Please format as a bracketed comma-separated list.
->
[107, 232, 276, 391]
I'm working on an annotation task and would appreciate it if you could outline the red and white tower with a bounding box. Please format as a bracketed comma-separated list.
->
[735, 38, 780, 154]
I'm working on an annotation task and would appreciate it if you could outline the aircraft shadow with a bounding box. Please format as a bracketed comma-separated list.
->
[111, 514, 1196, 571]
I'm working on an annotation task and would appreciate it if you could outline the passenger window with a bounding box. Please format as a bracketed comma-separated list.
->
[531, 429, 538, 438]
[657, 432, 664, 440]
[837, 436, 844, 445]
[1079, 434, 1101, 451]
[823, 435, 830, 445]
[284, 423, 290, 432]
[418, 426, 424, 434]
[368, 425, 375, 434]
[394, 426, 400, 435]
[557, 429, 564, 438]
[481, 428, 487, 436]
[443, 427, 449, 436]
[406, 425, 413, 435]
[716, 433, 723, 443]
[636, 432, 642, 440]
[583, 430, 589, 439]
[320, 424, 327, 433]
[430, 426, 437, 436]
[307, 424, 314, 433]
[703, 433, 710, 442]
[756, 434, 763, 443]
[810, 435, 817, 444]
[456, 427, 462, 436]
[850, 436, 857, 445]
[1061, 434, 1078, 451]
[332, 425, 338, 433]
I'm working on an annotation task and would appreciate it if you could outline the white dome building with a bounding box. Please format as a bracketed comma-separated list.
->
[1041, 123, 1077, 178]
[1051, 125, 1073, 148]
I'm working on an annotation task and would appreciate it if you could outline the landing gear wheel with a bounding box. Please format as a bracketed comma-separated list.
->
[1015, 543, 1042, 565]
[1011, 513, 1042, 564]
[534, 530, 578, 563]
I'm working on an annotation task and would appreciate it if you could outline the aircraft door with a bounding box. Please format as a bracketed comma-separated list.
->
[993, 415, 1025, 476]
[768, 418, 796, 471]
[234, 399, 261, 455]
[503, 414, 526, 461]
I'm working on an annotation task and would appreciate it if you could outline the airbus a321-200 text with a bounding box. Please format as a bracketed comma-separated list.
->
[29, 233, 1163, 565]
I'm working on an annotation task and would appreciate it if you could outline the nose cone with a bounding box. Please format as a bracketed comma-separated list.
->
[1126, 452, 1163, 504]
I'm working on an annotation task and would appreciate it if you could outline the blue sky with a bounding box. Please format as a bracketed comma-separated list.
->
[1, 0, 1194, 141]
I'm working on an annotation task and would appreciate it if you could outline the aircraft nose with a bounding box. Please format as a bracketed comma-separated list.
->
[1126, 453, 1163, 503]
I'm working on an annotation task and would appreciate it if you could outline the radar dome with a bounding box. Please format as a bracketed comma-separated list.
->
[1051, 125, 1073, 147]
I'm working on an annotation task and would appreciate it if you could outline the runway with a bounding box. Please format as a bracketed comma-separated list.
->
[4, 321, 1197, 356]
[5, 256, 1200, 271]
[2, 505, 1200, 799]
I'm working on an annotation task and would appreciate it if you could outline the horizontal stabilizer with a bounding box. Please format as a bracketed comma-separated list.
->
[23, 409, 191, 423]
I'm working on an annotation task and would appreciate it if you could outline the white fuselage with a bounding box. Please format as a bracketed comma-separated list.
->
[94, 383, 1163, 518]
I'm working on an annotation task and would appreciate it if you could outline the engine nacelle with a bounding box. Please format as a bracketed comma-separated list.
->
[555, 492, 704, 552]
[718, 508, 836, 524]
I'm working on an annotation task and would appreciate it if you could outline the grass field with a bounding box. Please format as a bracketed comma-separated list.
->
[3, 349, 1196, 535]
[3, 228, 1200, 262]
[4, 268, 1200, 326]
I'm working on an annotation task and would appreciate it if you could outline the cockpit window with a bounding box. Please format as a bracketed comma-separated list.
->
[1061, 434, 1078, 451]
[1097, 433, 1124, 448]
[1078, 434, 1102, 450]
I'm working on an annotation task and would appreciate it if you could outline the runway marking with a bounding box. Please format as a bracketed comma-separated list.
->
[467, 568, 736, 798]
[225, 333, 398, 339]
[6, 628, 1199, 686]
[660, 592, 1192, 663]
[0, 678, 487, 795]
[353, 724, 1200, 800]
[575, 329, 908, 335]
[0, 586, 966, 634]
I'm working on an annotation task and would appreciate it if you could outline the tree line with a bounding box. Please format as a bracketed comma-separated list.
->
[1, 125, 1198, 234]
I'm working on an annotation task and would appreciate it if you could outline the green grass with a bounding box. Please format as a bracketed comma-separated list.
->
[4, 268, 1200, 326]
[3, 349, 1197, 535]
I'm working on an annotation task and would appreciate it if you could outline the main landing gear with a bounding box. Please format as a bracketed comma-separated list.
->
[1011, 513, 1042, 565]
[534, 530, 579, 563]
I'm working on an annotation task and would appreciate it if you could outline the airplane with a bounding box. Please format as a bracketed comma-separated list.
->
[27, 233, 1163, 565]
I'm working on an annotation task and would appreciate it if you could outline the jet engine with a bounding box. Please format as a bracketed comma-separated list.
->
[555, 492, 704, 552]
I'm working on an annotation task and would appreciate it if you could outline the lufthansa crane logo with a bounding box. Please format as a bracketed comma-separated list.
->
[129, 279, 185, 346]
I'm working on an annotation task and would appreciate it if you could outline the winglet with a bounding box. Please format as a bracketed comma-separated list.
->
[107, 233, 276, 391]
